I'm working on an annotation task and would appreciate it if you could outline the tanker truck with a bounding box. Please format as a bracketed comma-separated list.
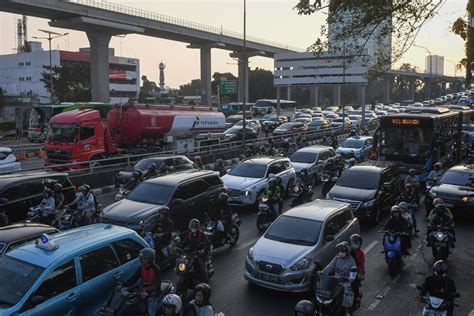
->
[44, 103, 226, 167]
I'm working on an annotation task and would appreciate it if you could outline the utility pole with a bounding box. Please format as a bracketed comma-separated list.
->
[342, 41, 346, 129]
[242, 0, 247, 144]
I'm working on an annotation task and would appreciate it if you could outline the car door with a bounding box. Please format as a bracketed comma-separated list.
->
[203, 175, 224, 209]
[77, 245, 121, 314]
[335, 209, 359, 242]
[24, 259, 81, 316]
[317, 215, 342, 268]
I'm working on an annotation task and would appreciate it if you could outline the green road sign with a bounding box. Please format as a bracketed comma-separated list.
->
[219, 80, 238, 95]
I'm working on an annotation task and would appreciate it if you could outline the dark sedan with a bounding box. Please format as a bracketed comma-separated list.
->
[0, 223, 59, 255]
[272, 122, 307, 136]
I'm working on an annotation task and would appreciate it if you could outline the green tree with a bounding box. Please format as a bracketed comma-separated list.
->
[451, 1, 474, 88]
[139, 75, 159, 102]
[41, 61, 91, 102]
[248, 68, 276, 102]
[179, 79, 201, 96]
[295, 0, 444, 75]
[391, 63, 418, 101]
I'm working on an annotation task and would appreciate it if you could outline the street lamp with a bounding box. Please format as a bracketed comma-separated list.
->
[242, 0, 247, 144]
[413, 44, 433, 99]
[443, 58, 459, 92]
[32, 29, 68, 103]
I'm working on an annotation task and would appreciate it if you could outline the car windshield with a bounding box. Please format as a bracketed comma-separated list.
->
[278, 123, 294, 130]
[127, 182, 175, 205]
[291, 152, 318, 163]
[0, 256, 44, 306]
[265, 216, 322, 246]
[46, 124, 77, 143]
[229, 162, 267, 178]
[440, 170, 474, 187]
[337, 170, 380, 190]
[134, 159, 164, 172]
[225, 117, 241, 124]
[224, 127, 241, 135]
[341, 139, 364, 149]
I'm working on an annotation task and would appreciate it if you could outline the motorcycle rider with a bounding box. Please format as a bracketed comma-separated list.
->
[39, 188, 56, 225]
[81, 184, 96, 225]
[383, 206, 411, 255]
[118, 248, 162, 316]
[323, 157, 339, 177]
[398, 202, 414, 234]
[179, 219, 212, 283]
[213, 159, 226, 176]
[427, 203, 455, 248]
[419, 260, 457, 316]
[294, 300, 315, 316]
[154, 209, 175, 260]
[194, 156, 204, 169]
[53, 183, 65, 211]
[262, 178, 282, 218]
[259, 143, 269, 155]
[334, 154, 344, 174]
[159, 294, 182, 316]
[144, 163, 159, 179]
[398, 183, 419, 224]
[427, 162, 444, 181]
[209, 192, 232, 243]
[183, 283, 214, 316]
[349, 234, 365, 312]
[428, 198, 453, 219]
[404, 169, 419, 192]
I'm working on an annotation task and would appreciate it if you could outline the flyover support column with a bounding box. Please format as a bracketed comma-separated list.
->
[333, 85, 341, 106]
[310, 86, 319, 106]
[424, 78, 432, 100]
[358, 85, 367, 126]
[383, 77, 391, 103]
[238, 56, 249, 103]
[287, 86, 291, 101]
[408, 78, 416, 101]
[200, 46, 212, 106]
[87, 31, 111, 103]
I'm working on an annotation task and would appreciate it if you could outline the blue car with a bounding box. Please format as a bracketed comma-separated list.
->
[0, 224, 148, 315]
[336, 136, 373, 161]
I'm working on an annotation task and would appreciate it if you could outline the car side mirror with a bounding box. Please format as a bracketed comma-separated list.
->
[29, 295, 45, 307]
[323, 235, 334, 243]
[171, 198, 184, 206]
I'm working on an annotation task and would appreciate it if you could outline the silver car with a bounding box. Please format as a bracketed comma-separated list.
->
[290, 146, 335, 183]
[245, 199, 360, 292]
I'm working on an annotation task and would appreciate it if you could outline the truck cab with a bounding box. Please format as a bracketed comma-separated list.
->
[45, 109, 117, 167]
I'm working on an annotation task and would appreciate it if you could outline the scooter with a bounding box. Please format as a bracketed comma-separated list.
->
[429, 226, 450, 261]
[26, 206, 42, 223]
[289, 184, 313, 207]
[314, 273, 352, 316]
[204, 213, 241, 248]
[256, 197, 276, 232]
[96, 280, 175, 316]
[175, 247, 213, 300]
[58, 207, 84, 230]
[416, 285, 460, 316]
[321, 172, 338, 197]
[150, 230, 182, 268]
[380, 230, 408, 277]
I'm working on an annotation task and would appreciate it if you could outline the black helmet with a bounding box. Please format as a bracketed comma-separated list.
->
[350, 234, 362, 250]
[218, 192, 228, 202]
[434, 162, 442, 170]
[239, 154, 245, 161]
[294, 300, 315, 316]
[53, 183, 63, 191]
[409, 168, 416, 175]
[269, 178, 277, 186]
[82, 184, 91, 194]
[433, 260, 448, 277]
[189, 219, 200, 232]
[194, 283, 212, 303]
[216, 159, 224, 165]
[148, 163, 157, 170]
[139, 247, 156, 264]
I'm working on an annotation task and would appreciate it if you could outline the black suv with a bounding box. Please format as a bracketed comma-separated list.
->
[327, 162, 400, 225]
[0, 172, 75, 223]
[102, 170, 225, 232]
[427, 164, 474, 215]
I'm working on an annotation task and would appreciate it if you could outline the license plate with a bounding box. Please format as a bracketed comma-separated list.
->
[259, 273, 279, 282]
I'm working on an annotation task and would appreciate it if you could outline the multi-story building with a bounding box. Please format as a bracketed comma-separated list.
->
[0, 41, 140, 104]
[425, 55, 444, 76]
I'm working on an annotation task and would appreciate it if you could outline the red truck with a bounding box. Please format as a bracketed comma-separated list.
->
[44, 103, 226, 167]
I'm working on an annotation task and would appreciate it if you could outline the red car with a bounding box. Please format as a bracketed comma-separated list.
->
[272, 122, 307, 136]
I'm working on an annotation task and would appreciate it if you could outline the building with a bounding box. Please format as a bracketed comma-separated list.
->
[0, 41, 140, 104]
[425, 55, 444, 76]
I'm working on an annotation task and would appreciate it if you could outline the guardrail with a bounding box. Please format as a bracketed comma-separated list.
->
[68, 0, 302, 52]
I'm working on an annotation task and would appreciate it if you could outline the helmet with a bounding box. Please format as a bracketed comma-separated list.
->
[336, 242, 351, 256]
[268, 173, 276, 179]
[82, 184, 91, 194]
[433, 198, 444, 206]
[398, 201, 409, 210]
[194, 155, 202, 162]
[194, 283, 212, 302]
[162, 294, 182, 313]
[148, 163, 157, 170]
[301, 168, 308, 175]
[435, 203, 446, 213]
[390, 205, 401, 215]
[275, 176, 283, 185]
[159, 208, 170, 217]
[269, 178, 277, 186]
[409, 168, 416, 175]
[350, 234, 362, 250]
[404, 183, 412, 190]
[327, 159, 334, 165]
[218, 192, 228, 202]
[43, 188, 52, 198]
[434, 162, 442, 170]
[216, 159, 224, 165]
[139, 247, 156, 264]
[78, 185, 86, 193]
[239, 154, 245, 161]
[349, 158, 356, 165]
[53, 183, 63, 191]
[433, 260, 448, 277]
[294, 300, 315, 315]
[189, 219, 200, 232]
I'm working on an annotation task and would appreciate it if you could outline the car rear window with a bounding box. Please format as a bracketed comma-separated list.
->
[337, 169, 380, 190]
[0, 151, 10, 160]
[127, 182, 175, 205]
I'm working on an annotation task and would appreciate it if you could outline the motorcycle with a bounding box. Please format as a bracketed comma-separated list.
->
[256, 196, 276, 232]
[380, 230, 408, 277]
[114, 171, 141, 202]
[429, 226, 450, 261]
[321, 172, 338, 197]
[175, 247, 213, 300]
[416, 285, 460, 316]
[314, 274, 352, 316]
[289, 184, 313, 207]
[26, 206, 42, 223]
[204, 213, 241, 249]
[58, 207, 84, 230]
[146, 230, 181, 268]
[96, 280, 175, 316]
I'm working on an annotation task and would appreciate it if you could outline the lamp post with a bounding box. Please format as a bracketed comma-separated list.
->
[444, 58, 458, 92]
[32, 29, 68, 103]
[413, 44, 433, 99]
[242, 0, 247, 145]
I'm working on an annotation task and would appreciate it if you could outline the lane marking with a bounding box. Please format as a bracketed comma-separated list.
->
[368, 286, 391, 311]
[363, 240, 378, 255]
[236, 236, 259, 251]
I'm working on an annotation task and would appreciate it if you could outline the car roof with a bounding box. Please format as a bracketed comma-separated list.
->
[0, 223, 58, 244]
[283, 199, 349, 221]
[146, 169, 220, 186]
[349, 161, 396, 173]
[0, 172, 68, 188]
[0, 147, 12, 152]
[296, 145, 334, 153]
[137, 155, 188, 162]
[240, 156, 288, 165]
[448, 164, 474, 174]
[344, 136, 372, 141]
[7, 224, 140, 268]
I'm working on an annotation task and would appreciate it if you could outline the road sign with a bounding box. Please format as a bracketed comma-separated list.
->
[219, 80, 237, 95]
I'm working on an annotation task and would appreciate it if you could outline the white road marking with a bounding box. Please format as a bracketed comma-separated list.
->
[368, 286, 392, 311]
[363, 240, 378, 255]
[236, 236, 259, 251]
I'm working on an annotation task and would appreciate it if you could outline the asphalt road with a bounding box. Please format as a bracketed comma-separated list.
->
[97, 185, 474, 316]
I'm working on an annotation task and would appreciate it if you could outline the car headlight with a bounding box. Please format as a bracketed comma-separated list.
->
[244, 190, 251, 196]
[247, 247, 254, 261]
[362, 199, 375, 208]
[290, 258, 311, 271]
[462, 196, 474, 203]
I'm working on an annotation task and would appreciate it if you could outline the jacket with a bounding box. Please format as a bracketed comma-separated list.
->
[351, 249, 365, 274]
[384, 216, 410, 233]
[124, 263, 162, 297]
[420, 276, 456, 301]
[323, 256, 358, 280]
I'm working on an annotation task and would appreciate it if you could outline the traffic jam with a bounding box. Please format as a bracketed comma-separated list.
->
[0, 96, 473, 316]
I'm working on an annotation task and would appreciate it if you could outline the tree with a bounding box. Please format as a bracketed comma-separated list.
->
[139, 75, 159, 102]
[248, 68, 276, 101]
[179, 79, 201, 96]
[451, 1, 474, 88]
[41, 61, 91, 102]
[295, 0, 444, 76]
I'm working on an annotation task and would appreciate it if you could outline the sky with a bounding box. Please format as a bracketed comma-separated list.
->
[0, 0, 468, 88]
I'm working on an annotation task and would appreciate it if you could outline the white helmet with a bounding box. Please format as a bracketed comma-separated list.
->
[162, 294, 182, 313]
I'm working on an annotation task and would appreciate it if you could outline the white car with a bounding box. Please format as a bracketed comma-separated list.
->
[348, 115, 362, 128]
[0, 147, 21, 174]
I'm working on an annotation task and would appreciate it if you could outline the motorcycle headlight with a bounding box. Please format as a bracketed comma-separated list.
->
[247, 247, 254, 261]
[362, 199, 376, 208]
[462, 196, 474, 203]
[290, 258, 311, 271]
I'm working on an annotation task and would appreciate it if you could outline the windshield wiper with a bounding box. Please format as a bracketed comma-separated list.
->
[287, 239, 313, 245]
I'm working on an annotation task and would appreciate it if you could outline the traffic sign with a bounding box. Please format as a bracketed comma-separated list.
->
[219, 80, 238, 95]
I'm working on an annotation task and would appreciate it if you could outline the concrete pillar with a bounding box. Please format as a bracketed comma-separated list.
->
[383, 77, 391, 103]
[200, 46, 212, 106]
[358, 85, 367, 126]
[408, 79, 416, 100]
[424, 78, 432, 100]
[87, 31, 111, 103]
[287, 86, 291, 101]
[276, 86, 281, 115]
[333, 85, 341, 106]
[310, 86, 319, 106]
[238, 56, 249, 103]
